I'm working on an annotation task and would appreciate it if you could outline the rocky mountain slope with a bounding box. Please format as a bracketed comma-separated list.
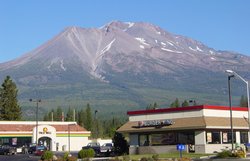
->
[0, 21, 249, 117]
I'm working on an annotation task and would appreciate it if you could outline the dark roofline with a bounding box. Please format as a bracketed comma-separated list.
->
[127, 105, 248, 116]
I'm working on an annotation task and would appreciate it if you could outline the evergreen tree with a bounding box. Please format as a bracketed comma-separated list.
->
[0, 76, 21, 120]
[112, 132, 129, 155]
[77, 108, 85, 127]
[182, 100, 189, 107]
[146, 102, 158, 110]
[66, 107, 74, 121]
[240, 95, 248, 107]
[153, 102, 158, 109]
[170, 98, 180, 108]
[55, 106, 63, 121]
[84, 103, 92, 131]
[43, 113, 49, 121]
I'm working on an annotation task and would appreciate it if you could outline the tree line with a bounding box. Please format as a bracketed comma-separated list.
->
[42, 104, 125, 138]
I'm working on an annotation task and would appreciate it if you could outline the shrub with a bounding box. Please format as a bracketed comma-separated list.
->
[152, 154, 159, 161]
[78, 149, 95, 159]
[235, 150, 246, 158]
[217, 150, 232, 158]
[67, 156, 78, 161]
[63, 152, 69, 160]
[41, 151, 53, 161]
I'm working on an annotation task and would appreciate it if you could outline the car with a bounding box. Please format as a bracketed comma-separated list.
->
[100, 143, 114, 156]
[82, 142, 101, 156]
[0, 145, 17, 155]
[34, 145, 47, 156]
[28, 144, 37, 154]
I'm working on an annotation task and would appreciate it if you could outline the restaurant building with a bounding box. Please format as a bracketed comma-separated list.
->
[0, 121, 91, 151]
[117, 105, 249, 154]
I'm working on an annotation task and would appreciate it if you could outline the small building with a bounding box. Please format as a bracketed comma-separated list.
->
[117, 105, 249, 154]
[0, 121, 91, 151]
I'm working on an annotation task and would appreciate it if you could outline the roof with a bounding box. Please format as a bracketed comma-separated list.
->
[127, 105, 248, 116]
[117, 117, 249, 133]
[0, 121, 88, 132]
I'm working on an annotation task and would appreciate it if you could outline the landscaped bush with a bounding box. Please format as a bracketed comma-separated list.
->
[217, 150, 232, 158]
[217, 149, 246, 158]
[152, 154, 159, 161]
[78, 149, 95, 159]
[235, 149, 246, 158]
[41, 151, 53, 161]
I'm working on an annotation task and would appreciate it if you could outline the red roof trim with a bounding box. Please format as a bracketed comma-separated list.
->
[127, 105, 248, 116]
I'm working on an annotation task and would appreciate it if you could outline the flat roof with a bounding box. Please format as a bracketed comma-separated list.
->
[127, 105, 248, 116]
[117, 116, 249, 133]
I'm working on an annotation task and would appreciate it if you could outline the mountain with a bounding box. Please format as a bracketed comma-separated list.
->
[1, 21, 250, 118]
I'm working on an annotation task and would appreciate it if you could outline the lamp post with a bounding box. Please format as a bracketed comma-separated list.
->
[29, 99, 41, 146]
[226, 70, 250, 143]
[68, 124, 71, 154]
[227, 74, 234, 150]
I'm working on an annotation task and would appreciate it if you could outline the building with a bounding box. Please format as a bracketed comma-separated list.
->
[117, 105, 249, 154]
[0, 121, 91, 151]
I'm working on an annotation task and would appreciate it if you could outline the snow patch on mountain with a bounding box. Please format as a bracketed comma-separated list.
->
[196, 46, 203, 52]
[125, 22, 135, 28]
[47, 58, 66, 71]
[140, 45, 145, 49]
[161, 48, 182, 53]
[60, 60, 67, 71]
[135, 37, 150, 46]
[90, 38, 116, 81]
[156, 31, 161, 35]
[161, 42, 166, 46]
[189, 46, 196, 51]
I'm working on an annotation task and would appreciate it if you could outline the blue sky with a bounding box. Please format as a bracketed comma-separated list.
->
[0, 0, 249, 63]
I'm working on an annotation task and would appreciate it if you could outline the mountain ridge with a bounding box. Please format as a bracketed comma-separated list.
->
[0, 21, 249, 118]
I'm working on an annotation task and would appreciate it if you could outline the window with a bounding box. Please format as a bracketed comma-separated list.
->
[151, 133, 177, 145]
[222, 131, 236, 144]
[139, 134, 149, 146]
[240, 132, 248, 144]
[178, 132, 194, 144]
[207, 131, 220, 144]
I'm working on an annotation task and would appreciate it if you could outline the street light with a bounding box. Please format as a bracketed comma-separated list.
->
[226, 74, 234, 150]
[29, 99, 41, 146]
[226, 70, 250, 142]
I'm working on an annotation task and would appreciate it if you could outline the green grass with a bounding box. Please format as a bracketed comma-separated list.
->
[117, 152, 212, 160]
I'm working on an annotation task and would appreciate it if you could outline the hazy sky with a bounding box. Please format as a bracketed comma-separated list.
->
[0, 0, 249, 63]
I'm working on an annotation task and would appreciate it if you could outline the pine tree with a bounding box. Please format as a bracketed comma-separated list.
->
[170, 98, 180, 108]
[66, 107, 74, 121]
[84, 103, 92, 131]
[55, 106, 63, 121]
[77, 108, 85, 127]
[0, 76, 22, 120]
[240, 95, 248, 107]
[182, 100, 189, 107]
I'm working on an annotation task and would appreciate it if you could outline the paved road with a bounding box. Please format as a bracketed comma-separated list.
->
[0, 154, 40, 161]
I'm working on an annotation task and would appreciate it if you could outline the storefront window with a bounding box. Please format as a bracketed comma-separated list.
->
[139, 134, 149, 146]
[178, 132, 194, 144]
[240, 132, 248, 144]
[151, 133, 176, 145]
[222, 131, 236, 143]
[207, 131, 220, 144]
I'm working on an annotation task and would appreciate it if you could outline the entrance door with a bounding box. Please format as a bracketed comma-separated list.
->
[38, 137, 52, 150]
